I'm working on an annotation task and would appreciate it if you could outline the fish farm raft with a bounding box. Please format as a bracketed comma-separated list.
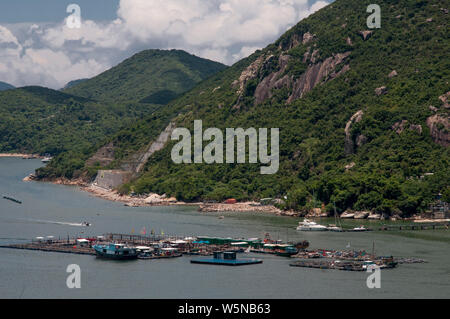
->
[0, 233, 426, 271]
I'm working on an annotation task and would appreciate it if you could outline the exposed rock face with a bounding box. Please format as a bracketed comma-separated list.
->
[288, 33, 301, 49]
[429, 105, 438, 112]
[409, 124, 423, 135]
[439, 91, 450, 108]
[251, 50, 351, 105]
[359, 30, 373, 40]
[345, 110, 364, 154]
[279, 33, 302, 50]
[234, 55, 264, 95]
[86, 142, 115, 167]
[346, 37, 353, 46]
[426, 115, 450, 147]
[309, 49, 320, 64]
[392, 121, 423, 135]
[345, 162, 356, 171]
[356, 134, 367, 147]
[375, 86, 388, 96]
[392, 120, 408, 134]
[388, 70, 398, 78]
[302, 32, 315, 44]
[287, 51, 351, 103]
[254, 55, 291, 104]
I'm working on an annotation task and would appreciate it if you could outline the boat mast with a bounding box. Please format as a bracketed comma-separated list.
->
[372, 241, 375, 259]
[334, 201, 342, 229]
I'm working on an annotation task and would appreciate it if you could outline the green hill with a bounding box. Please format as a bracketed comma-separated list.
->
[64, 49, 227, 103]
[0, 86, 151, 156]
[37, 0, 449, 216]
[62, 78, 89, 90]
[0, 81, 15, 91]
[0, 50, 227, 158]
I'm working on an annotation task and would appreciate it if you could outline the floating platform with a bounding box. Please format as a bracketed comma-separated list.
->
[0, 243, 95, 255]
[191, 251, 262, 266]
[191, 258, 263, 266]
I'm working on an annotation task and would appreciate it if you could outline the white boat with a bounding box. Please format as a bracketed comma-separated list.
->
[327, 225, 343, 232]
[352, 225, 368, 232]
[296, 219, 328, 231]
[41, 157, 52, 163]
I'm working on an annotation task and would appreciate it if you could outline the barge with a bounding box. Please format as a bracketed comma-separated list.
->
[191, 251, 263, 266]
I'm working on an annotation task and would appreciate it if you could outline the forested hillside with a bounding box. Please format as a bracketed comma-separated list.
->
[37, 0, 449, 216]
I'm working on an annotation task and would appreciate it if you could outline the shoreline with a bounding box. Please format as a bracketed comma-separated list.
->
[22, 174, 448, 220]
[0, 153, 43, 158]
[23, 173, 286, 214]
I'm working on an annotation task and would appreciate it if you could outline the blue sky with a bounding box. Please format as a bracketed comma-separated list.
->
[0, 0, 331, 88]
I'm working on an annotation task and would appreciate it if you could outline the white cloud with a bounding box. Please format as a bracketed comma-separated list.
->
[0, 0, 330, 89]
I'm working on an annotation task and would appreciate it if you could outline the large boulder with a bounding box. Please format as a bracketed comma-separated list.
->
[439, 91, 450, 108]
[426, 114, 450, 147]
[354, 211, 370, 219]
[359, 30, 373, 40]
[375, 86, 388, 96]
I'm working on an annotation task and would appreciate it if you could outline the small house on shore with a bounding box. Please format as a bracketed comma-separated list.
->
[430, 194, 449, 219]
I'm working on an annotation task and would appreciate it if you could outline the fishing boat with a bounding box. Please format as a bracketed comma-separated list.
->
[2, 195, 22, 204]
[93, 243, 138, 260]
[81, 221, 92, 227]
[296, 219, 328, 231]
[275, 245, 298, 257]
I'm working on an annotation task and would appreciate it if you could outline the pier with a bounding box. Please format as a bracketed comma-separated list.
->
[375, 223, 449, 231]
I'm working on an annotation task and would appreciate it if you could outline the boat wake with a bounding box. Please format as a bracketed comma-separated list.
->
[17, 218, 91, 227]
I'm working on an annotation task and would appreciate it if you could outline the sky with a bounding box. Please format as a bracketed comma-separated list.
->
[0, 0, 330, 89]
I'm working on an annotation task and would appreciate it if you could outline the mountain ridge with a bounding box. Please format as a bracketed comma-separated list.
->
[37, 0, 450, 216]
[0, 50, 227, 157]
[64, 49, 227, 104]
[0, 81, 15, 91]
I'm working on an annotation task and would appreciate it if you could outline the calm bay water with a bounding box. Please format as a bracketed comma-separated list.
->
[0, 157, 449, 298]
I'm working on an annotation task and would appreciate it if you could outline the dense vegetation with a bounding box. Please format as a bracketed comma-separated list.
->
[0, 81, 14, 91]
[64, 49, 227, 103]
[0, 86, 152, 156]
[62, 78, 88, 90]
[38, 0, 449, 216]
[0, 50, 227, 163]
